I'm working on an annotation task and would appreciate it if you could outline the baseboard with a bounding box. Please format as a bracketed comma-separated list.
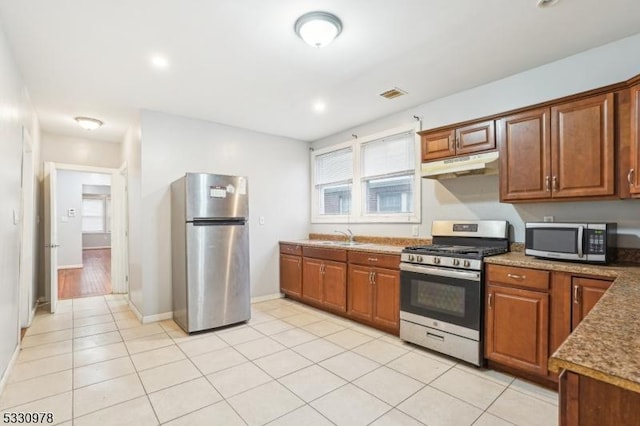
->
[58, 264, 83, 270]
[0, 345, 20, 397]
[143, 312, 173, 324]
[83, 246, 111, 250]
[27, 303, 37, 327]
[128, 300, 143, 323]
[251, 293, 284, 303]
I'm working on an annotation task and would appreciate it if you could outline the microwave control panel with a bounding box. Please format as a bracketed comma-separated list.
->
[586, 229, 606, 254]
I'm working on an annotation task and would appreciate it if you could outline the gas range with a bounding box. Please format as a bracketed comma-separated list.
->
[401, 244, 509, 271]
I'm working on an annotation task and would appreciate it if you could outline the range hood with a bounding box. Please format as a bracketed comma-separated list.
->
[421, 151, 500, 179]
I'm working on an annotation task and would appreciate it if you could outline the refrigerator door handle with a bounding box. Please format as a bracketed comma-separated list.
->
[191, 218, 247, 226]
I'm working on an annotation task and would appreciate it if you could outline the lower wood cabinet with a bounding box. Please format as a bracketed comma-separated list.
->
[347, 264, 400, 333]
[301, 256, 347, 313]
[279, 254, 302, 298]
[571, 277, 611, 329]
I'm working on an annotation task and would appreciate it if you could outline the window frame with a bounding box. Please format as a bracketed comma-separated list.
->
[311, 123, 421, 224]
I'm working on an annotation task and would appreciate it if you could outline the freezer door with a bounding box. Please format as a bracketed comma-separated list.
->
[185, 173, 248, 220]
[185, 220, 250, 332]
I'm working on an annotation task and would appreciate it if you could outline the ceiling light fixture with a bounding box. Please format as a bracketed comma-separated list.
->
[294, 11, 343, 48]
[537, 0, 560, 7]
[312, 101, 326, 113]
[74, 116, 104, 130]
[151, 55, 169, 69]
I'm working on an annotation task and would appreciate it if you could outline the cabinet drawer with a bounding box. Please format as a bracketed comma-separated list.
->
[486, 264, 549, 291]
[348, 251, 400, 269]
[303, 246, 347, 262]
[280, 243, 302, 256]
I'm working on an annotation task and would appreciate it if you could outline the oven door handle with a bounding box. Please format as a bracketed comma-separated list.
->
[400, 263, 481, 281]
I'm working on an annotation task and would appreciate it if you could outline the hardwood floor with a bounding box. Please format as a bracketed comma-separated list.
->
[58, 248, 111, 299]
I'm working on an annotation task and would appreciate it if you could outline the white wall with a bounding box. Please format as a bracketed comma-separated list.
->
[0, 22, 39, 387]
[56, 170, 110, 267]
[41, 132, 122, 169]
[311, 33, 640, 248]
[137, 111, 309, 317]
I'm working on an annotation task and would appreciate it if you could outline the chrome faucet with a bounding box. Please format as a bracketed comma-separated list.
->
[335, 228, 354, 243]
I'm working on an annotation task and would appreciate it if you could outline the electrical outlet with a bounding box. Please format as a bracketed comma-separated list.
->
[412, 225, 419, 236]
[543, 216, 554, 223]
[259, 216, 265, 225]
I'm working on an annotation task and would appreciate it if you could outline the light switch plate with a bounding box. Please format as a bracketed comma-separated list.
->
[259, 216, 265, 225]
[412, 225, 419, 236]
[543, 216, 554, 223]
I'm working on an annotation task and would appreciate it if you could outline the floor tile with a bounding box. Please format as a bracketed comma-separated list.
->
[25, 313, 73, 336]
[291, 338, 345, 362]
[247, 311, 276, 325]
[398, 386, 482, 426]
[473, 412, 515, 426]
[177, 333, 229, 358]
[227, 381, 304, 426]
[270, 328, 317, 347]
[124, 332, 174, 355]
[148, 377, 222, 423]
[387, 352, 452, 384]
[282, 312, 322, 327]
[217, 326, 264, 345]
[74, 357, 135, 388]
[487, 388, 558, 426]
[352, 339, 409, 364]
[115, 318, 143, 330]
[279, 365, 346, 402]
[319, 351, 380, 381]
[264, 307, 300, 319]
[163, 400, 245, 426]
[107, 300, 131, 313]
[234, 337, 287, 360]
[253, 349, 313, 378]
[16, 340, 72, 363]
[112, 310, 138, 321]
[73, 396, 158, 426]
[73, 322, 118, 339]
[190, 346, 247, 375]
[130, 345, 186, 371]
[369, 408, 425, 426]
[0, 391, 72, 425]
[74, 342, 128, 367]
[268, 405, 333, 426]
[206, 362, 272, 398]
[20, 329, 72, 349]
[119, 323, 164, 341]
[9, 353, 71, 383]
[509, 378, 559, 405]
[73, 306, 112, 319]
[138, 359, 202, 393]
[455, 363, 515, 387]
[158, 319, 182, 333]
[301, 320, 346, 337]
[74, 313, 114, 328]
[324, 329, 374, 349]
[73, 373, 145, 417]
[311, 383, 391, 426]
[411, 346, 457, 367]
[430, 367, 508, 410]
[354, 366, 424, 406]
[250, 319, 295, 336]
[349, 324, 385, 338]
[0, 370, 71, 409]
[73, 331, 122, 351]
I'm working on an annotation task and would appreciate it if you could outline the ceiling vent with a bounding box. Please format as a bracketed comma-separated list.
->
[379, 87, 407, 99]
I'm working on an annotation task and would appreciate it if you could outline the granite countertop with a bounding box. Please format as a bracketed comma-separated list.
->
[279, 239, 404, 255]
[485, 252, 640, 393]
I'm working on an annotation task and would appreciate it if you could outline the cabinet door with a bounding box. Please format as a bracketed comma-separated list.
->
[498, 107, 551, 201]
[280, 254, 302, 298]
[551, 93, 615, 198]
[323, 260, 347, 312]
[485, 285, 549, 376]
[348, 265, 374, 322]
[372, 268, 400, 331]
[571, 277, 612, 329]
[421, 129, 455, 161]
[302, 258, 323, 304]
[630, 84, 640, 195]
[455, 119, 496, 155]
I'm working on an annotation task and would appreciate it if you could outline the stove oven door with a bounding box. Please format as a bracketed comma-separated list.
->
[399, 263, 482, 340]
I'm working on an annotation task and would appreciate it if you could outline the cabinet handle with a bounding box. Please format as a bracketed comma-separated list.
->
[371, 271, 376, 285]
[628, 169, 635, 186]
[456, 138, 460, 149]
[488, 293, 493, 309]
[552, 176, 558, 191]
[507, 273, 525, 280]
[545, 176, 550, 192]
[574, 285, 580, 304]
[297, 259, 301, 269]
[367, 257, 378, 262]
[321, 264, 325, 274]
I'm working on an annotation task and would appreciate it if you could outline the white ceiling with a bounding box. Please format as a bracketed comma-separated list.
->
[0, 0, 639, 143]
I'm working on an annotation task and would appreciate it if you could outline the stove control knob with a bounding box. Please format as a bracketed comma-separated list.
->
[463, 260, 471, 268]
[416, 255, 423, 262]
[433, 257, 441, 265]
[408, 254, 415, 262]
[452, 259, 460, 266]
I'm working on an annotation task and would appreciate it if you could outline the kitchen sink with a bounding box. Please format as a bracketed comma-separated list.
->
[314, 241, 369, 247]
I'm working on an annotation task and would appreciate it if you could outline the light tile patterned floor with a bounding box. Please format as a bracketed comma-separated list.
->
[0, 295, 559, 425]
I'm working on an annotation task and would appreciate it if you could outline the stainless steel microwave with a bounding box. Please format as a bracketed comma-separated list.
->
[525, 222, 616, 264]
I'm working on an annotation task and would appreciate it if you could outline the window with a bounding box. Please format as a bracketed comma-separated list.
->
[311, 124, 420, 223]
[82, 195, 111, 233]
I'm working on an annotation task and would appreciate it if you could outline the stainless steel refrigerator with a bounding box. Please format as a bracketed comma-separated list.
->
[171, 173, 250, 333]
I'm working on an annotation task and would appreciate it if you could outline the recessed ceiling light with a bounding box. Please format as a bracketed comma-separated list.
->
[74, 116, 104, 130]
[537, 0, 560, 7]
[151, 55, 169, 69]
[295, 11, 343, 48]
[312, 101, 326, 113]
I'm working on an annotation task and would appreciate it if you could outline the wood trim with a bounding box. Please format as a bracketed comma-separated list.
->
[549, 272, 572, 379]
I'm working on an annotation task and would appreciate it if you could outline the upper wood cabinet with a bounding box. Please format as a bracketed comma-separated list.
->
[630, 84, 640, 195]
[498, 93, 615, 201]
[421, 120, 496, 162]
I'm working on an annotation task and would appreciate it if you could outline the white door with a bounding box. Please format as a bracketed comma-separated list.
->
[111, 164, 129, 294]
[19, 128, 35, 326]
[44, 162, 59, 313]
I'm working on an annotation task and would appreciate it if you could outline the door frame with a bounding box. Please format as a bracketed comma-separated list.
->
[19, 127, 37, 327]
[45, 162, 129, 309]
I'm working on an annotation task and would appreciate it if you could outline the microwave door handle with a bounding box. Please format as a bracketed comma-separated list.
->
[577, 226, 584, 258]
